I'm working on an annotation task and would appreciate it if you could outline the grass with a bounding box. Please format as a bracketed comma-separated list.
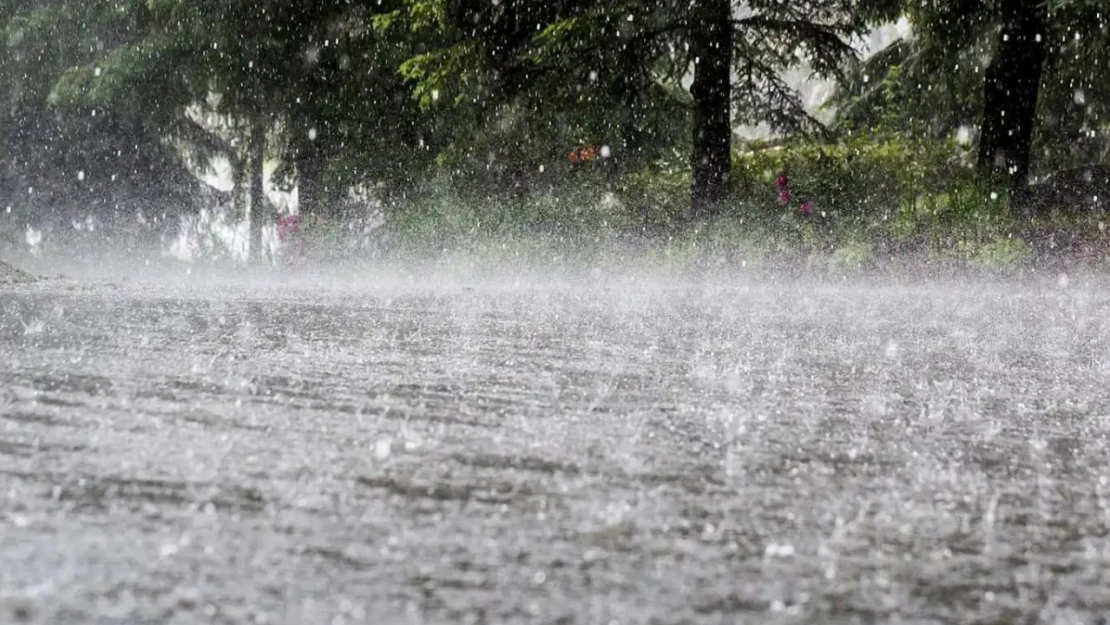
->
[333, 179, 1110, 278]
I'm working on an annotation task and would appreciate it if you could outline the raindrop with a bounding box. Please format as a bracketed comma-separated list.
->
[25, 225, 42, 252]
[764, 543, 795, 557]
[374, 438, 392, 461]
[884, 340, 899, 359]
[21, 318, 45, 335]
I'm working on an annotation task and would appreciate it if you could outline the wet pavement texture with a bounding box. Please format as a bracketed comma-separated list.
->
[2, 276, 1110, 624]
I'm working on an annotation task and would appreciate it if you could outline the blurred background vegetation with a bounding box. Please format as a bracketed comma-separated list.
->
[1, 0, 1107, 270]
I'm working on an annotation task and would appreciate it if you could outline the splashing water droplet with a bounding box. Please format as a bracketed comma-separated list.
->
[374, 438, 392, 461]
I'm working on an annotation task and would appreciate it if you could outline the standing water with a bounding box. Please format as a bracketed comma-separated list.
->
[2, 273, 1109, 623]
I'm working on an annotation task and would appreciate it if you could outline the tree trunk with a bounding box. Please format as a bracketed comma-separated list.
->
[976, 0, 1047, 211]
[293, 132, 324, 218]
[689, 0, 733, 219]
[232, 152, 248, 259]
[248, 120, 266, 263]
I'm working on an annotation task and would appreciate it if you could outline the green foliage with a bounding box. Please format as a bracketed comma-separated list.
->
[1036, 2, 1110, 171]
[621, 151, 692, 230]
[1, 0, 1107, 272]
[829, 0, 1109, 176]
[394, 0, 866, 202]
[390, 179, 627, 244]
[605, 128, 1018, 260]
[829, 240, 874, 270]
[364, 125, 1105, 273]
[400, 40, 487, 109]
[732, 130, 978, 227]
[973, 237, 1032, 268]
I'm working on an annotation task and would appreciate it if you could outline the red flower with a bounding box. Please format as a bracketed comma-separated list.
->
[778, 188, 793, 204]
[775, 173, 789, 188]
[276, 214, 301, 240]
[568, 146, 598, 163]
[800, 201, 812, 216]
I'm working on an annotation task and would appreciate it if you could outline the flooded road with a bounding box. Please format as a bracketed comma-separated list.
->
[2, 275, 1110, 624]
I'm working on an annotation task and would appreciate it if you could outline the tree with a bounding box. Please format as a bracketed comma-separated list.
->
[247, 119, 267, 261]
[830, 0, 1109, 207]
[976, 0, 1048, 203]
[38, 0, 274, 260]
[396, 0, 862, 217]
[1035, 0, 1110, 172]
[41, 0, 432, 262]
[1, 0, 203, 237]
[690, 0, 733, 215]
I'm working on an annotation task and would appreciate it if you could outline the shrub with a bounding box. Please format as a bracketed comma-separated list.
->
[973, 236, 1033, 268]
[736, 131, 967, 209]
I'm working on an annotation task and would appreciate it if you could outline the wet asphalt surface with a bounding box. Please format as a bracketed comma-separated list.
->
[2, 274, 1110, 624]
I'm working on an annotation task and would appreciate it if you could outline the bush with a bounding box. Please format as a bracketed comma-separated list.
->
[620, 149, 692, 231]
[973, 236, 1033, 268]
[735, 130, 972, 213]
[829, 240, 875, 270]
[326, 128, 1105, 273]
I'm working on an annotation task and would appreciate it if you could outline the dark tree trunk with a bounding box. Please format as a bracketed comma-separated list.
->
[977, 0, 1047, 210]
[293, 133, 325, 218]
[248, 120, 266, 263]
[690, 0, 733, 219]
[232, 153, 248, 257]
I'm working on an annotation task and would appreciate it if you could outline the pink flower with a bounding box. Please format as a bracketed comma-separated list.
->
[776, 173, 789, 188]
[778, 188, 792, 204]
[800, 201, 812, 216]
[276, 215, 301, 240]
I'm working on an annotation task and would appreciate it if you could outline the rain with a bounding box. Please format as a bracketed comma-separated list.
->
[2, 1, 1110, 624]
